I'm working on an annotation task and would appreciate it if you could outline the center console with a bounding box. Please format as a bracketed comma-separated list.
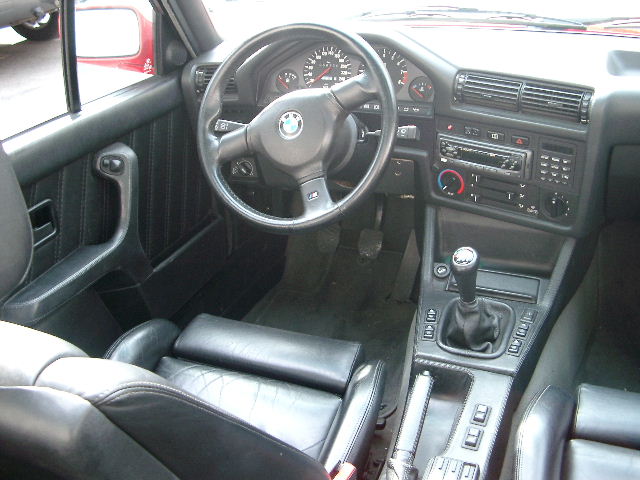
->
[431, 117, 586, 226]
[380, 203, 585, 480]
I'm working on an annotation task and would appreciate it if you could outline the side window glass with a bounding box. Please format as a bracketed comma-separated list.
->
[74, 0, 155, 104]
[0, 7, 66, 139]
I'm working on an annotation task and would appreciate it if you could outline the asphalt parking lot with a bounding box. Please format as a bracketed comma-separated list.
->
[0, 29, 67, 140]
[0, 28, 149, 141]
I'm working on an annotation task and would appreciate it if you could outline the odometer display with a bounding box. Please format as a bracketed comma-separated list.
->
[303, 46, 352, 88]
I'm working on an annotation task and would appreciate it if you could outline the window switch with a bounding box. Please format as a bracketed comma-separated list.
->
[472, 404, 490, 425]
[462, 427, 483, 450]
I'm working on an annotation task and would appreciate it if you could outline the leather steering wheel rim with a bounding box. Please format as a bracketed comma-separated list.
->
[196, 23, 398, 234]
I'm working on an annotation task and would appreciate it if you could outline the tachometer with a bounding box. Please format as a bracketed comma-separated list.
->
[303, 46, 352, 88]
[358, 47, 408, 91]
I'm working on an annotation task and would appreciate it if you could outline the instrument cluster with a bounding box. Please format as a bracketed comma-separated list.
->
[260, 44, 435, 117]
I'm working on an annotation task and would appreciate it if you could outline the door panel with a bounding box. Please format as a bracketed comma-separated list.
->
[22, 153, 118, 282]
[120, 107, 214, 266]
[2, 76, 226, 349]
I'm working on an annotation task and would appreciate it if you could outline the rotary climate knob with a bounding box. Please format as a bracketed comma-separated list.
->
[437, 169, 465, 197]
[545, 193, 568, 218]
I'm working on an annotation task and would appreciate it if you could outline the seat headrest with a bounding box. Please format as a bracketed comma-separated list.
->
[0, 145, 32, 302]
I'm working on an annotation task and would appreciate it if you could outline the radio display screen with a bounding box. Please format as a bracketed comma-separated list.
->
[459, 147, 508, 168]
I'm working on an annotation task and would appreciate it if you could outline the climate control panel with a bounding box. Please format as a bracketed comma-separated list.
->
[432, 117, 583, 225]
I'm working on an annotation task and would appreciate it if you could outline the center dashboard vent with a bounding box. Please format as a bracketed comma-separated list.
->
[454, 72, 593, 124]
[194, 64, 237, 96]
[455, 73, 521, 111]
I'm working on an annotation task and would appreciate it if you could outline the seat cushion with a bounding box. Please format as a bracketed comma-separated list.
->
[574, 384, 640, 450]
[564, 439, 640, 480]
[173, 314, 364, 395]
[156, 357, 342, 459]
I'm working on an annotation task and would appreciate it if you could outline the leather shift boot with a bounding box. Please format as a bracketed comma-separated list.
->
[444, 297, 511, 354]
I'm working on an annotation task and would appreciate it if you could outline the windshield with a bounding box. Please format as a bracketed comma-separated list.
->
[202, 0, 638, 39]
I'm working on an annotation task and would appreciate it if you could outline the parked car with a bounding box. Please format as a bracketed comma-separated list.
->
[75, 0, 155, 74]
[0, 0, 59, 41]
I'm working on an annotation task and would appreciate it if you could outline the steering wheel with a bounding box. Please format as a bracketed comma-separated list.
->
[197, 23, 398, 233]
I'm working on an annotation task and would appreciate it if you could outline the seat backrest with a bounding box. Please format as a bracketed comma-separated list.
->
[0, 145, 32, 303]
[514, 384, 640, 480]
[0, 321, 330, 480]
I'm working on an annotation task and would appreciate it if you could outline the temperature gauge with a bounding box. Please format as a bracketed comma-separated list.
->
[408, 76, 435, 103]
[275, 69, 299, 93]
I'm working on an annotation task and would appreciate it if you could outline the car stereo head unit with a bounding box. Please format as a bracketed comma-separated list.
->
[437, 134, 532, 179]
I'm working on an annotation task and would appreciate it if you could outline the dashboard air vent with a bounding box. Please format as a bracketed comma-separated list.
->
[455, 73, 521, 111]
[194, 65, 237, 95]
[521, 83, 591, 123]
[455, 71, 593, 124]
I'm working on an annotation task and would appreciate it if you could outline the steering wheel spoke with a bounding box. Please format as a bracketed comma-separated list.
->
[331, 72, 377, 112]
[299, 177, 336, 219]
[210, 123, 250, 168]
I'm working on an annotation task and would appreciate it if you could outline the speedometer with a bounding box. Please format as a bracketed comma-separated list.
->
[358, 47, 408, 91]
[303, 46, 352, 88]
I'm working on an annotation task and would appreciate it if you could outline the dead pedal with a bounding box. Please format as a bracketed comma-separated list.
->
[358, 228, 384, 261]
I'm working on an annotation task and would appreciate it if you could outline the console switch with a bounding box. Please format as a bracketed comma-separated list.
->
[508, 338, 523, 355]
[520, 308, 537, 323]
[426, 457, 479, 480]
[472, 404, 490, 425]
[463, 427, 483, 450]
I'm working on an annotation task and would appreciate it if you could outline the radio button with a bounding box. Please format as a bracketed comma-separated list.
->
[487, 130, 505, 142]
[464, 126, 480, 137]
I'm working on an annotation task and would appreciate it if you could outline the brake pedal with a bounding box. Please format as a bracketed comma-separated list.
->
[317, 223, 340, 254]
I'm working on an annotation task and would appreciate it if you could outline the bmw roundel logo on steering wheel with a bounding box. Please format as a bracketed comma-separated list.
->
[278, 111, 303, 139]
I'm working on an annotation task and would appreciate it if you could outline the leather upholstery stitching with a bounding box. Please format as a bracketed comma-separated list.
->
[97, 382, 317, 462]
[163, 112, 174, 252]
[341, 361, 384, 463]
[79, 158, 87, 245]
[54, 168, 64, 262]
[514, 385, 551, 480]
[346, 344, 363, 386]
[104, 320, 160, 359]
[413, 358, 476, 451]
[3, 167, 133, 314]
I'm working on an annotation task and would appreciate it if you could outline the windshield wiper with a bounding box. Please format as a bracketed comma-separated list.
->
[357, 5, 586, 30]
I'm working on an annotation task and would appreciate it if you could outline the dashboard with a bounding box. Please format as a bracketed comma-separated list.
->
[182, 24, 640, 239]
[257, 44, 434, 117]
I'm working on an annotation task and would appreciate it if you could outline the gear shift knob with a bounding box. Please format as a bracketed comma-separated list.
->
[451, 246, 479, 304]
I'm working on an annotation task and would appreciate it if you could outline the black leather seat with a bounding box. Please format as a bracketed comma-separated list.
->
[514, 383, 640, 480]
[0, 314, 385, 480]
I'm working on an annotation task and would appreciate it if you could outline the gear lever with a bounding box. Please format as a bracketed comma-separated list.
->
[441, 246, 515, 354]
[451, 247, 479, 304]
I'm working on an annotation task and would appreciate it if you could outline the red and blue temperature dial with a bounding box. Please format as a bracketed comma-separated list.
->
[437, 169, 465, 196]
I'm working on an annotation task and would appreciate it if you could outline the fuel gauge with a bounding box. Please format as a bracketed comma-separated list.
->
[275, 69, 299, 93]
[408, 76, 434, 103]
